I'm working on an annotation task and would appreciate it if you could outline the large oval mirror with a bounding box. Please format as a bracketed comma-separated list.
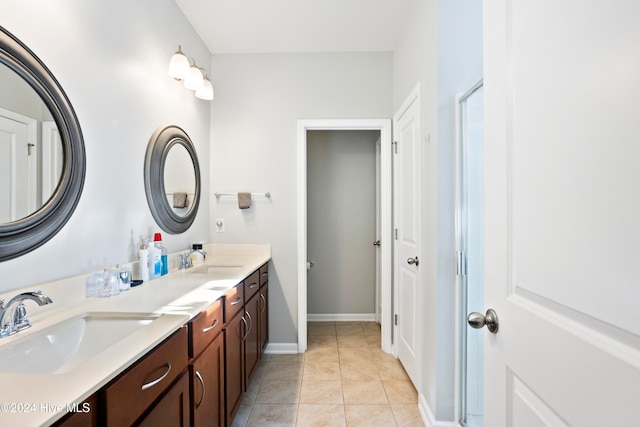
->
[0, 26, 85, 261]
[144, 125, 201, 234]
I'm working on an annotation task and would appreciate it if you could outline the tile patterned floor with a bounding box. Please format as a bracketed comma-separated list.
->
[232, 322, 425, 427]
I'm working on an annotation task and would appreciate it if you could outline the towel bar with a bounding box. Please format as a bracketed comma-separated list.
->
[214, 192, 271, 199]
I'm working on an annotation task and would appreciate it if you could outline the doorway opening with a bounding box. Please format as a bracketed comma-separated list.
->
[456, 80, 484, 427]
[297, 119, 392, 354]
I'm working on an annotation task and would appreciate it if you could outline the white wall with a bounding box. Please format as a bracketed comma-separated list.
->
[437, 0, 483, 422]
[392, 0, 482, 423]
[306, 130, 378, 317]
[0, 0, 211, 291]
[209, 52, 393, 344]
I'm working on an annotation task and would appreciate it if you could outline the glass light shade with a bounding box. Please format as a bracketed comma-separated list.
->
[195, 77, 214, 100]
[168, 51, 190, 80]
[184, 66, 204, 91]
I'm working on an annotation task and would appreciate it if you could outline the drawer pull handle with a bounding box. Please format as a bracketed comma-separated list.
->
[249, 282, 258, 289]
[202, 318, 219, 333]
[141, 363, 171, 391]
[195, 370, 206, 408]
[230, 298, 242, 306]
[246, 310, 253, 335]
[261, 272, 268, 277]
[241, 316, 249, 341]
[260, 293, 267, 313]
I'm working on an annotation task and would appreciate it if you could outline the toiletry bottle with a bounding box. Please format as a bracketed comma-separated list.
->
[139, 237, 149, 281]
[154, 232, 168, 276]
[149, 236, 161, 279]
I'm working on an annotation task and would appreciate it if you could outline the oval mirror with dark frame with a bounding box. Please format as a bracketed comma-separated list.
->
[144, 125, 201, 234]
[0, 26, 86, 262]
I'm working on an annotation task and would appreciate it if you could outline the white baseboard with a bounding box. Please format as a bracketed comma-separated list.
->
[264, 342, 299, 354]
[419, 393, 459, 427]
[308, 313, 376, 322]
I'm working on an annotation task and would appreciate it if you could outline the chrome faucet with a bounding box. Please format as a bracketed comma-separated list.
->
[178, 253, 193, 270]
[0, 291, 53, 338]
[188, 247, 207, 261]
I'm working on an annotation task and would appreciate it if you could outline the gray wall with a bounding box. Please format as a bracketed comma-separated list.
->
[0, 0, 211, 291]
[306, 130, 378, 318]
[209, 52, 393, 345]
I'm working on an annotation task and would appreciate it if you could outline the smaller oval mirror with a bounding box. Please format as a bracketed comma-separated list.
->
[144, 125, 200, 234]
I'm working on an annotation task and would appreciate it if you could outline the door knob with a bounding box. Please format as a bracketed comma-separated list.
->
[407, 256, 419, 266]
[467, 309, 499, 333]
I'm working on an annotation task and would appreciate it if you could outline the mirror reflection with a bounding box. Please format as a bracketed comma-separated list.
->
[164, 144, 196, 216]
[0, 62, 63, 223]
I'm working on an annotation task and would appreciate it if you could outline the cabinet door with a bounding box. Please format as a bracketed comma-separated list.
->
[259, 283, 269, 356]
[138, 373, 190, 427]
[190, 332, 225, 427]
[224, 311, 244, 427]
[51, 395, 97, 427]
[244, 294, 260, 389]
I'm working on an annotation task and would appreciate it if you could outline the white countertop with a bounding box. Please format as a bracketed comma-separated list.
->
[0, 244, 271, 426]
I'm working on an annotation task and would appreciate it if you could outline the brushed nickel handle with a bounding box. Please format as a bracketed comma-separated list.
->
[195, 370, 206, 408]
[202, 318, 219, 333]
[260, 293, 267, 314]
[246, 310, 253, 335]
[241, 315, 248, 341]
[467, 309, 499, 334]
[230, 298, 242, 306]
[141, 363, 171, 390]
[407, 256, 419, 266]
[249, 282, 258, 289]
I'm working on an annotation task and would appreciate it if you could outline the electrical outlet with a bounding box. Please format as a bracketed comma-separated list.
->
[215, 218, 225, 232]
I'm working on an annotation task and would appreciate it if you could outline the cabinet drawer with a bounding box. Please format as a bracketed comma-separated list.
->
[244, 270, 260, 301]
[103, 327, 188, 427]
[189, 298, 223, 358]
[259, 263, 269, 287]
[224, 283, 244, 323]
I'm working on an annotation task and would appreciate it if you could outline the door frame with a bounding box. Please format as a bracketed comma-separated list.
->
[297, 118, 393, 353]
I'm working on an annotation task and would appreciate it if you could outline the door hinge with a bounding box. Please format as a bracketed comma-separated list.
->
[457, 251, 467, 276]
[27, 143, 35, 156]
[393, 141, 398, 154]
[394, 314, 398, 325]
[394, 229, 398, 240]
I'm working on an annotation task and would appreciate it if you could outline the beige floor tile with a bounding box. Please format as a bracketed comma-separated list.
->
[255, 380, 301, 404]
[300, 380, 344, 404]
[362, 322, 382, 336]
[340, 361, 379, 381]
[345, 404, 397, 427]
[370, 347, 399, 363]
[309, 324, 337, 336]
[232, 399, 253, 427]
[383, 380, 418, 404]
[264, 362, 304, 381]
[246, 403, 298, 426]
[376, 360, 410, 381]
[336, 324, 364, 336]
[306, 346, 340, 363]
[338, 347, 373, 364]
[342, 380, 389, 404]
[391, 404, 426, 426]
[269, 354, 306, 363]
[337, 334, 370, 348]
[303, 361, 341, 380]
[297, 404, 346, 427]
[308, 335, 338, 349]
[366, 334, 382, 347]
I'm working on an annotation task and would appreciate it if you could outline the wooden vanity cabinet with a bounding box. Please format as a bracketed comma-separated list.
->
[224, 306, 245, 427]
[102, 327, 189, 427]
[188, 299, 225, 427]
[52, 394, 98, 427]
[259, 263, 269, 355]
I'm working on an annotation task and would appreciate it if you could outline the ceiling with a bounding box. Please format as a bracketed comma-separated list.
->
[174, 0, 418, 54]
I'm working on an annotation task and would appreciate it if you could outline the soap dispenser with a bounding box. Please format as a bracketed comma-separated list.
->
[138, 236, 149, 281]
[154, 232, 168, 276]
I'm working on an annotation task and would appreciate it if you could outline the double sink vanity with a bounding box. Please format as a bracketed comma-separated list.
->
[0, 244, 271, 427]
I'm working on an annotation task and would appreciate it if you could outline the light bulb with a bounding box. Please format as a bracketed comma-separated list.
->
[184, 66, 204, 91]
[168, 47, 190, 80]
[195, 76, 214, 100]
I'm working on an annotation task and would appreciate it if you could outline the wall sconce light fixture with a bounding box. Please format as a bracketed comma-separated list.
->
[168, 45, 214, 101]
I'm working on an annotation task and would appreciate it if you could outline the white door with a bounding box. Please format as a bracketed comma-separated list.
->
[0, 108, 37, 223]
[393, 87, 421, 387]
[482, 1, 640, 425]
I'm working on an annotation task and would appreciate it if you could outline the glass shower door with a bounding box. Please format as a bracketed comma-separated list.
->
[457, 82, 484, 427]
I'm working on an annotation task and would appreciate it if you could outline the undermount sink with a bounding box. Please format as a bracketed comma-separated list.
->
[186, 264, 243, 275]
[0, 312, 161, 374]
